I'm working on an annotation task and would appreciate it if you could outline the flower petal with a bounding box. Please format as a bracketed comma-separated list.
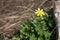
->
[41, 9, 43, 11]
[38, 8, 40, 11]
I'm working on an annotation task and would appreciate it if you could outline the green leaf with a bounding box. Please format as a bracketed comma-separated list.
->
[38, 29, 44, 36]
[30, 34, 37, 40]
[12, 36, 20, 40]
[35, 27, 44, 36]
[38, 37, 43, 40]
[44, 31, 51, 38]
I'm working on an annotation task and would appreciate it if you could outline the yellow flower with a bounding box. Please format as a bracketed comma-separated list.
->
[35, 8, 45, 16]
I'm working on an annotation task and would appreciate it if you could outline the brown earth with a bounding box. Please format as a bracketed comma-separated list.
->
[0, 0, 52, 39]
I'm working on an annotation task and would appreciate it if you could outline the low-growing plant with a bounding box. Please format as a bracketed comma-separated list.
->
[12, 8, 55, 40]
